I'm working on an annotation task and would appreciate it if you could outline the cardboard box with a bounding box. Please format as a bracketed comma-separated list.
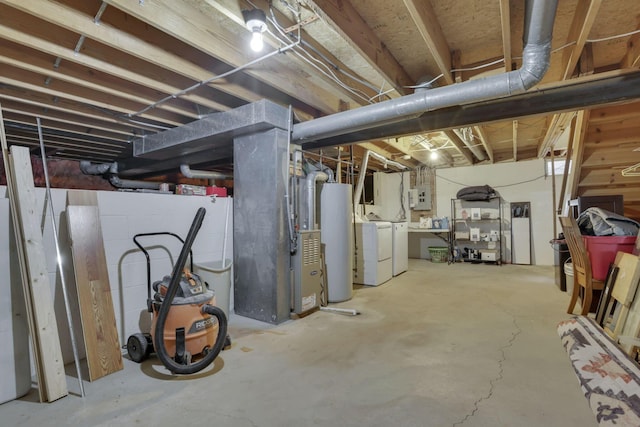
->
[481, 250, 498, 261]
[206, 186, 227, 197]
[176, 184, 206, 196]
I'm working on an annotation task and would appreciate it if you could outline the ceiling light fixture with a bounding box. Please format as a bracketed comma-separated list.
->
[430, 151, 439, 160]
[242, 8, 267, 52]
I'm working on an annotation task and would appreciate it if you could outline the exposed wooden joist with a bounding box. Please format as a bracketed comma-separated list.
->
[561, 0, 602, 80]
[1, 0, 337, 116]
[443, 130, 475, 165]
[0, 42, 208, 120]
[305, 0, 414, 93]
[403, 0, 453, 85]
[499, 0, 512, 71]
[0, 67, 186, 127]
[567, 110, 590, 201]
[206, 0, 378, 104]
[4, 112, 130, 143]
[474, 126, 494, 163]
[0, 83, 166, 133]
[537, 112, 576, 158]
[101, 0, 356, 113]
[0, 22, 232, 114]
[0, 98, 139, 137]
[621, 17, 640, 69]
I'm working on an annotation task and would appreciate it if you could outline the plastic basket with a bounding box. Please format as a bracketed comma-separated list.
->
[428, 247, 448, 263]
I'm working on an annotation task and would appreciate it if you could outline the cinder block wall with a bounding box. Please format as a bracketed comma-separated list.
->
[0, 186, 232, 364]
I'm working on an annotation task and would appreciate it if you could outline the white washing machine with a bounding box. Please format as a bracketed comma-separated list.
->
[353, 221, 393, 286]
[392, 222, 408, 276]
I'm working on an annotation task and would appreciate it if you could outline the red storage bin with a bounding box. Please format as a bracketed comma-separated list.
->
[583, 235, 636, 281]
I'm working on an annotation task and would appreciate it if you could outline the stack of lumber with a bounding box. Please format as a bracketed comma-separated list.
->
[0, 107, 67, 402]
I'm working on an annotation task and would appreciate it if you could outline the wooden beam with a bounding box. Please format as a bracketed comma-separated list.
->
[0, 66, 186, 127]
[474, 126, 494, 163]
[6, 144, 68, 402]
[304, 0, 414, 93]
[2, 0, 341, 115]
[101, 0, 356, 113]
[537, 112, 575, 158]
[621, 17, 640, 69]
[209, 0, 378, 103]
[560, 0, 602, 80]
[0, 91, 152, 134]
[567, 110, 590, 201]
[0, 99, 137, 137]
[0, 42, 209, 119]
[0, 22, 231, 114]
[403, 0, 453, 85]
[499, 0, 512, 71]
[512, 120, 518, 162]
[443, 130, 475, 165]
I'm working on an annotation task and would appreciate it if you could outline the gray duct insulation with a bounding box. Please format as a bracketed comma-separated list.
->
[80, 160, 162, 190]
[292, 0, 558, 144]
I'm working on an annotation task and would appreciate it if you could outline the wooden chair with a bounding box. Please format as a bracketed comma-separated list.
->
[560, 216, 605, 315]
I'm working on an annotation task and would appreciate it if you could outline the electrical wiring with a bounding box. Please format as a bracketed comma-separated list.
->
[587, 28, 640, 43]
[264, 10, 375, 104]
[450, 57, 506, 73]
[437, 173, 546, 188]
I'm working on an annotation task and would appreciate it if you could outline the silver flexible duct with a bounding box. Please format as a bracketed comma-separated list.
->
[292, 0, 558, 143]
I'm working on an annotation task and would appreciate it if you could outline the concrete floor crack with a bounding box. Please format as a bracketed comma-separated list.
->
[452, 317, 522, 427]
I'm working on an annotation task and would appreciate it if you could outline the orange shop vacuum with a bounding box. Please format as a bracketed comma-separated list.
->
[126, 207, 228, 374]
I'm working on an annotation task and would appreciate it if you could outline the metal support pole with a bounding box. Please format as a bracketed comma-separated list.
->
[36, 118, 85, 397]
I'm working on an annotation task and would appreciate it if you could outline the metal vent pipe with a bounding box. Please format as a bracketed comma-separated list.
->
[292, 0, 558, 143]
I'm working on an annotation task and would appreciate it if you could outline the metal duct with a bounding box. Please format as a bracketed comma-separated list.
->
[108, 175, 163, 190]
[353, 150, 371, 208]
[180, 164, 231, 180]
[79, 160, 114, 175]
[453, 129, 487, 161]
[305, 171, 328, 230]
[292, 0, 557, 143]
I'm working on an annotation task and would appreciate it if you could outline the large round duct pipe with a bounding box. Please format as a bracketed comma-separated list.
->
[292, 0, 557, 144]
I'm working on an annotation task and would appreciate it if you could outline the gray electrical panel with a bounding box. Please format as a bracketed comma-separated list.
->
[291, 230, 324, 315]
[413, 185, 432, 210]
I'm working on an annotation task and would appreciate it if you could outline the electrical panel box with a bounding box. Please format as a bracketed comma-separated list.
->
[408, 189, 418, 208]
[412, 185, 432, 210]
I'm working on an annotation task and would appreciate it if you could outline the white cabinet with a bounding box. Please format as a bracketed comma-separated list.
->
[353, 222, 393, 286]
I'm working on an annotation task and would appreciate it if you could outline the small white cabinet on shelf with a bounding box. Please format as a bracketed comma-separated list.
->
[451, 197, 502, 265]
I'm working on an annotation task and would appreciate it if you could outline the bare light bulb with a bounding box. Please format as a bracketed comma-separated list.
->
[250, 30, 264, 52]
[430, 150, 439, 160]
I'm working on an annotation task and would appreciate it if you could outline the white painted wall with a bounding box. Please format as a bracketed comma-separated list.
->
[435, 159, 560, 265]
[0, 187, 232, 364]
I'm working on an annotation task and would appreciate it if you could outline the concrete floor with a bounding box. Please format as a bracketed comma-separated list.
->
[1, 260, 595, 426]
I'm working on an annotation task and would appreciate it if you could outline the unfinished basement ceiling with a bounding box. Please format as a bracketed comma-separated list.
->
[0, 0, 639, 192]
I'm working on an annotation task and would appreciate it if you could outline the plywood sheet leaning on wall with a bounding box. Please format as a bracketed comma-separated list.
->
[66, 204, 123, 381]
[6, 145, 68, 402]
